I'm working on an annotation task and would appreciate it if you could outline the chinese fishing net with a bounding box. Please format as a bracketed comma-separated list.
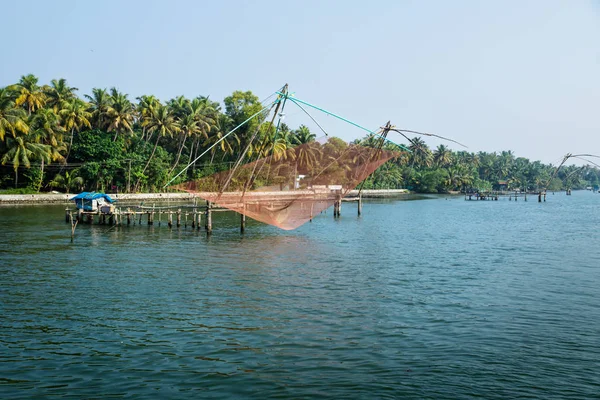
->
[172, 138, 398, 230]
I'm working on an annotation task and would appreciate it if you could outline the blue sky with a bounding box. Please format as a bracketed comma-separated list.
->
[1, 0, 598, 164]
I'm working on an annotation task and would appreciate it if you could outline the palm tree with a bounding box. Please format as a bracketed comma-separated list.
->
[59, 99, 92, 163]
[408, 137, 432, 168]
[49, 169, 84, 193]
[136, 95, 160, 141]
[1, 132, 51, 188]
[105, 88, 134, 141]
[10, 74, 47, 115]
[0, 87, 29, 140]
[204, 113, 238, 165]
[137, 105, 180, 188]
[29, 108, 66, 176]
[171, 113, 202, 174]
[433, 144, 452, 167]
[291, 125, 316, 145]
[45, 78, 78, 112]
[85, 88, 111, 129]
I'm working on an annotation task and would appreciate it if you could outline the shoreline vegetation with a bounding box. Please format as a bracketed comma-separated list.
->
[2, 75, 600, 196]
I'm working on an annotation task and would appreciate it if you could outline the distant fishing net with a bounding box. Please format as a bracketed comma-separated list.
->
[172, 138, 398, 230]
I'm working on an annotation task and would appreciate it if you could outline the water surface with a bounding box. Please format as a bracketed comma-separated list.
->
[1, 192, 599, 398]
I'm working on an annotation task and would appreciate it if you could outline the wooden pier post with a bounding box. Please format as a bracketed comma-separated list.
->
[127, 209, 131, 225]
[544, 193, 546, 202]
[69, 212, 78, 242]
[358, 194, 363, 216]
[108, 214, 115, 225]
[205, 201, 212, 234]
[538, 192, 542, 202]
[65, 208, 70, 223]
[191, 209, 196, 228]
[168, 212, 173, 228]
[176, 209, 181, 228]
[148, 211, 154, 225]
[240, 213, 246, 234]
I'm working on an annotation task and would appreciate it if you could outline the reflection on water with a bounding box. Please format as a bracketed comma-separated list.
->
[1, 192, 600, 398]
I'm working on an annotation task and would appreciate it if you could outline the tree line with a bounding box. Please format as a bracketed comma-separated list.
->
[1, 74, 598, 194]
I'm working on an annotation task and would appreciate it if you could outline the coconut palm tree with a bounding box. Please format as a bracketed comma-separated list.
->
[136, 95, 160, 141]
[105, 88, 134, 141]
[49, 169, 84, 193]
[59, 98, 92, 163]
[408, 137, 432, 168]
[85, 88, 111, 129]
[30, 108, 66, 169]
[0, 87, 29, 140]
[137, 105, 180, 187]
[10, 74, 47, 115]
[45, 78, 78, 112]
[204, 113, 238, 164]
[1, 131, 51, 188]
[433, 144, 452, 167]
[171, 113, 201, 174]
[291, 125, 316, 145]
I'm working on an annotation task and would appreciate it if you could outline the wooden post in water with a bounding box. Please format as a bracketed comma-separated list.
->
[205, 201, 212, 234]
[538, 192, 542, 202]
[191, 209, 196, 228]
[176, 209, 181, 228]
[358, 193, 363, 216]
[168, 212, 173, 228]
[148, 211, 154, 225]
[127, 209, 131, 225]
[69, 212, 78, 242]
[197, 210, 202, 231]
[240, 213, 246, 233]
[65, 208, 70, 223]
[544, 192, 546, 202]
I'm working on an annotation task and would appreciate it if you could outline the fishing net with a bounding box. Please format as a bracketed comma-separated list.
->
[172, 137, 398, 230]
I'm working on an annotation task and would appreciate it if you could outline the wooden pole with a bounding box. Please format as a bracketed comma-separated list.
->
[240, 213, 246, 233]
[168, 212, 173, 228]
[176, 209, 181, 228]
[358, 193, 362, 216]
[69, 212, 78, 242]
[205, 201, 212, 234]
[148, 212, 153, 225]
[127, 209, 131, 225]
[65, 208, 70, 223]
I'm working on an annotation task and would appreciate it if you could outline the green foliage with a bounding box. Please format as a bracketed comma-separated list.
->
[2, 74, 599, 194]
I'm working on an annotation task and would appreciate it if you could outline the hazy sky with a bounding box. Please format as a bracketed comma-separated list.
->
[1, 0, 598, 164]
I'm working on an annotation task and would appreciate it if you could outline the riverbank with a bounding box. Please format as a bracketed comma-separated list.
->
[0, 189, 410, 205]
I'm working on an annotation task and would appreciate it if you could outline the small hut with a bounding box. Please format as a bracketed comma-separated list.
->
[70, 192, 115, 212]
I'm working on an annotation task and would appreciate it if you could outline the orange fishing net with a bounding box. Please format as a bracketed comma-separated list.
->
[172, 138, 398, 230]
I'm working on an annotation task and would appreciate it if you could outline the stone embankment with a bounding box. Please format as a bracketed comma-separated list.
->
[0, 189, 409, 205]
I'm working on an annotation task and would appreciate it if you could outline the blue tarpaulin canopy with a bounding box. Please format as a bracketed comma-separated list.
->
[70, 192, 115, 203]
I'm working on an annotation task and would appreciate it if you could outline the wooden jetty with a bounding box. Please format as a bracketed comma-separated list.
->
[464, 191, 547, 202]
[65, 194, 363, 238]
